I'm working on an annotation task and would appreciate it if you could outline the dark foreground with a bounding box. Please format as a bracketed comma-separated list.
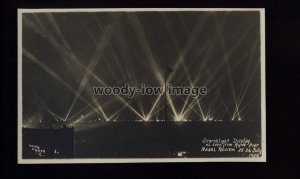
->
[74, 121, 261, 158]
[23, 121, 261, 158]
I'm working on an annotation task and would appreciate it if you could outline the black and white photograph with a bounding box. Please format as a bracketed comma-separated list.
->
[18, 8, 266, 163]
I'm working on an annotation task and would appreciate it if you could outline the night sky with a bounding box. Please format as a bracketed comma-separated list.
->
[22, 11, 261, 129]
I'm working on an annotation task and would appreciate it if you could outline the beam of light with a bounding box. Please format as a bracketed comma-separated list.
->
[212, 37, 259, 121]
[214, 14, 240, 117]
[179, 96, 190, 118]
[55, 17, 113, 121]
[23, 16, 47, 38]
[180, 60, 206, 120]
[53, 37, 145, 122]
[206, 43, 254, 90]
[161, 12, 213, 84]
[93, 13, 128, 80]
[173, 57, 206, 121]
[26, 14, 90, 110]
[81, 17, 122, 82]
[72, 99, 129, 125]
[26, 15, 146, 121]
[80, 18, 98, 46]
[144, 87, 165, 121]
[127, 13, 176, 120]
[194, 22, 256, 90]
[188, 19, 257, 121]
[187, 14, 253, 91]
[63, 36, 111, 121]
[234, 90, 260, 119]
[93, 75, 145, 120]
[166, 93, 178, 120]
[201, 38, 258, 121]
[111, 23, 147, 118]
[106, 43, 129, 82]
[182, 97, 203, 118]
[236, 39, 259, 100]
[29, 14, 114, 122]
[67, 96, 120, 123]
[127, 13, 164, 86]
[232, 89, 260, 121]
[165, 13, 223, 84]
[29, 91, 66, 122]
[72, 94, 134, 124]
[161, 13, 223, 121]
[235, 51, 260, 113]
[26, 14, 161, 123]
[146, 102, 166, 119]
[36, 103, 64, 122]
[101, 99, 132, 122]
[67, 102, 93, 122]
[24, 12, 261, 124]
[23, 48, 108, 121]
[217, 90, 232, 119]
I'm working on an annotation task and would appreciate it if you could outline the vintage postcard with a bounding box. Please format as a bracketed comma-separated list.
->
[18, 8, 266, 163]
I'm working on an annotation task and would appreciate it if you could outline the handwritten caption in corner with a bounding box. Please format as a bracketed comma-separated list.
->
[201, 138, 262, 157]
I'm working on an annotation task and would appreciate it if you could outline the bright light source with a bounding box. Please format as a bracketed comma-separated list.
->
[175, 114, 185, 122]
[143, 116, 150, 122]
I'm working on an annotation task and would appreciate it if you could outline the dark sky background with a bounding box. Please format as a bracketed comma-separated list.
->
[22, 11, 261, 129]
